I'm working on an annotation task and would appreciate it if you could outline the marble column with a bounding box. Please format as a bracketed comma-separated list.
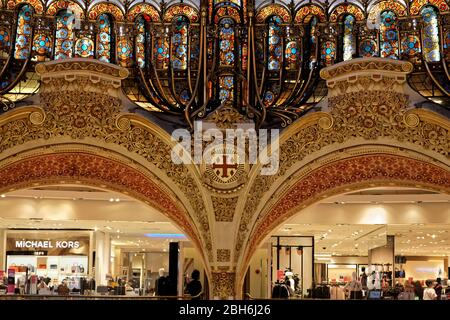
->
[94, 231, 111, 286]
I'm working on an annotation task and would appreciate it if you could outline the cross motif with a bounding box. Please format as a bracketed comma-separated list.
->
[212, 154, 238, 178]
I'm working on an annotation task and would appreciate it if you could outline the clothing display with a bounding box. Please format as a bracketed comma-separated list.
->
[272, 282, 290, 298]
[330, 285, 345, 300]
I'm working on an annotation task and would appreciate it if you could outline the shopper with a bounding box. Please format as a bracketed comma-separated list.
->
[413, 281, 423, 300]
[423, 280, 437, 300]
[186, 269, 202, 300]
[434, 278, 443, 300]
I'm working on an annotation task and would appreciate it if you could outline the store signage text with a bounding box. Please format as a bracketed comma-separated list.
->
[15, 240, 80, 249]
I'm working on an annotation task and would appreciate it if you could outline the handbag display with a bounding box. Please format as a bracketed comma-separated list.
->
[79, 264, 85, 274]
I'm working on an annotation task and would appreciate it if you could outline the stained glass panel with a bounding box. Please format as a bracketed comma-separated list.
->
[268, 16, 283, 71]
[444, 31, 450, 59]
[309, 16, 318, 61]
[75, 37, 94, 58]
[219, 76, 234, 104]
[171, 16, 189, 70]
[154, 37, 169, 69]
[0, 28, 11, 51]
[285, 42, 299, 71]
[380, 11, 398, 59]
[214, 0, 241, 6]
[321, 41, 336, 66]
[219, 18, 235, 66]
[32, 34, 52, 61]
[359, 39, 377, 57]
[421, 6, 440, 62]
[117, 38, 132, 67]
[14, 5, 33, 59]
[343, 15, 355, 61]
[55, 11, 75, 60]
[401, 35, 421, 58]
[97, 14, 112, 63]
[135, 16, 146, 68]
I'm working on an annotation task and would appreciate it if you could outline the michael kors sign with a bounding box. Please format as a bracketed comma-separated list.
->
[7, 235, 89, 256]
[15, 240, 81, 249]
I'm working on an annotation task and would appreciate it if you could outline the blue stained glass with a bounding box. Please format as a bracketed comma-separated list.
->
[219, 76, 233, 104]
[171, 16, 189, 70]
[268, 16, 283, 71]
[380, 11, 398, 59]
[55, 11, 75, 60]
[0, 28, 11, 50]
[343, 15, 355, 61]
[75, 37, 94, 58]
[97, 14, 112, 63]
[219, 18, 235, 66]
[421, 6, 440, 62]
[14, 5, 33, 59]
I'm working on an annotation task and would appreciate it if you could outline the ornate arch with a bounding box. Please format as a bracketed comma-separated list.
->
[0, 149, 203, 251]
[7, 0, 43, 13]
[255, 4, 291, 23]
[164, 4, 199, 22]
[294, 4, 326, 23]
[214, 5, 241, 23]
[0, 59, 214, 265]
[239, 152, 450, 278]
[127, 3, 160, 22]
[46, 0, 84, 18]
[232, 58, 450, 291]
[88, 2, 124, 21]
[368, 0, 407, 21]
[410, 0, 449, 15]
[329, 3, 365, 22]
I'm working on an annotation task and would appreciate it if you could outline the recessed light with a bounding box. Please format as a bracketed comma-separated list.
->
[109, 198, 114, 202]
[115, 198, 120, 202]
[0, 194, 5, 198]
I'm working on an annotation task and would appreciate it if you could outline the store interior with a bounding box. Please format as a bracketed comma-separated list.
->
[0, 185, 204, 296]
[245, 187, 450, 300]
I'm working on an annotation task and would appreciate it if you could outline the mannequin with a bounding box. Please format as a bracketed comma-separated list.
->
[155, 268, 169, 296]
[285, 271, 295, 295]
[360, 267, 368, 291]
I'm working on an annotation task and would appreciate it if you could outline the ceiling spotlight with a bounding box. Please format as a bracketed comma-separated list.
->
[109, 198, 114, 202]
[115, 198, 120, 202]
[0, 194, 5, 198]
[93, 226, 98, 232]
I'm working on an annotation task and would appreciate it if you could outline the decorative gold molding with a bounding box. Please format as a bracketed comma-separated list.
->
[212, 196, 238, 222]
[319, 57, 413, 80]
[216, 249, 231, 262]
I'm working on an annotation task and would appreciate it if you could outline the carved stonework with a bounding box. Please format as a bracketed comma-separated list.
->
[211, 272, 236, 299]
[205, 104, 252, 129]
[216, 249, 231, 262]
[212, 196, 238, 222]
[201, 145, 248, 194]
